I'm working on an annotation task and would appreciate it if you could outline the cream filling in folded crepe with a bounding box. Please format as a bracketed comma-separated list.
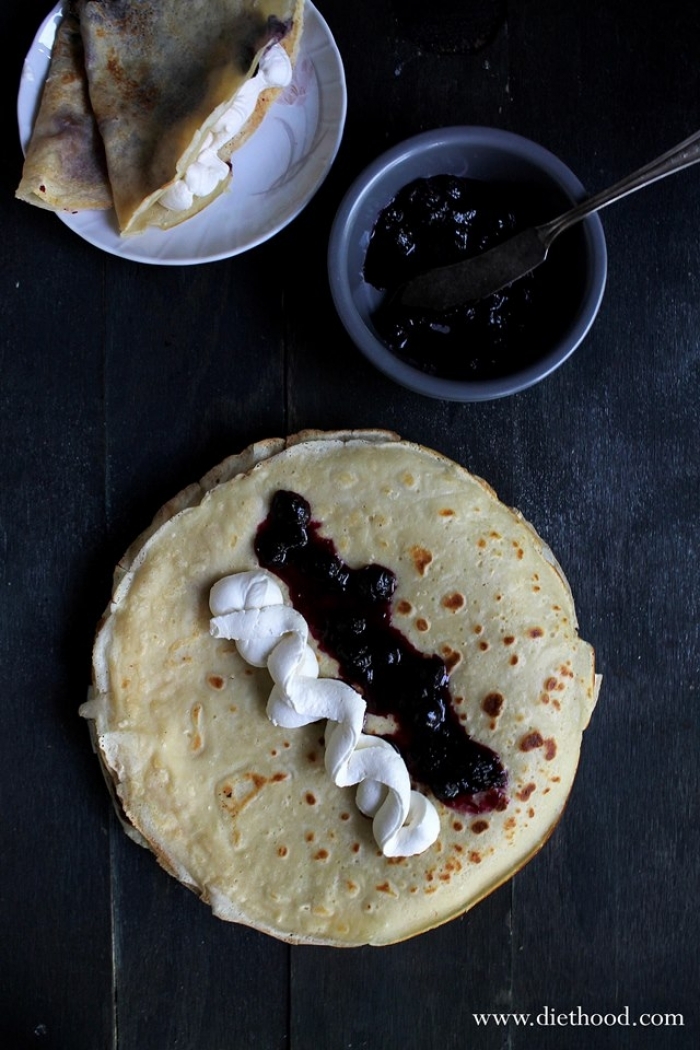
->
[158, 41, 293, 214]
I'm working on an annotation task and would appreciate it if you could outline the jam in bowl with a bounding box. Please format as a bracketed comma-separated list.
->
[328, 126, 607, 402]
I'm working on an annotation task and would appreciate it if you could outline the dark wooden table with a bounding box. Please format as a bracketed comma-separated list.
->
[2, 1, 699, 1047]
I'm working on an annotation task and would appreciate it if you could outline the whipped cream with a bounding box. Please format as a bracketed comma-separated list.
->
[209, 570, 440, 857]
[160, 43, 293, 213]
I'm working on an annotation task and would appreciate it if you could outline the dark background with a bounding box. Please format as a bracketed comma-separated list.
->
[1, 1, 699, 1048]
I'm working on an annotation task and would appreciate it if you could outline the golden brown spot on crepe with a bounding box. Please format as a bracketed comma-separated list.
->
[478, 640, 489, 651]
[346, 880, 359, 895]
[469, 851, 482, 864]
[307, 750, 318, 763]
[409, 545, 433, 575]
[529, 626, 545, 639]
[402, 472, 416, 487]
[271, 772, 287, 783]
[218, 772, 269, 822]
[540, 692, 550, 705]
[270, 749, 278, 757]
[504, 817, 517, 830]
[528, 807, 535, 819]
[533, 584, 541, 592]
[305, 831, 315, 842]
[510, 655, 519, 665]
[474, 624, 483, 634]
[340, 812, 350, 821]
[121, 678, 130, 689]
[471, 820, 489, 834]
[207, 674, 225, 689]
[305, 792, 316, 805]
[517, 783, 536, 801]
[503, 635, 516, 646]
[314, 849, 329, 861]
[544, 738, 557, 760]
[277, 846, 288, 857]
[352, 842, 361, 853]
[441, 646, 462, 671]
[477, 538, 487, 549]
[482, 692, 504, 718]
[396, 599, 412, 615]
[189, 704, 204, 752]
[452, 819, 464, 832]
[415, 617, 429, 632]
[244, 668, 255, 676]
[439, 508, 455, 517]
[520, 731, 544, 752]
[441, 592, 465, 611]
[551, 775, 561, 783]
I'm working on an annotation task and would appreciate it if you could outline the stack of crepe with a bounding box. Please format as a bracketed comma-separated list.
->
[17, 0, 304, 234]
[81, 430, 600, 946]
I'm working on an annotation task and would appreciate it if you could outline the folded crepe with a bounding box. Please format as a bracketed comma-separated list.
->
[17, 0, 304, 233]
[16, 8, 112, 212]
[81, 430, 600, 946]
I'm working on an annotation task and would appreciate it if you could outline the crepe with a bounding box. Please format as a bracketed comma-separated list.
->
[77, 0, 304, 233]
[18, 0, 304, 233]
[81, 431, 599, 947]
[16, 8, 112, 212]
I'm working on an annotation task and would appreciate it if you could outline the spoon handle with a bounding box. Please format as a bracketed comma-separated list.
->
[540, 127, 700, 246]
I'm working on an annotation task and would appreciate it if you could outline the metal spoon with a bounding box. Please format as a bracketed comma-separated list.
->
[399, 128, 700, 312]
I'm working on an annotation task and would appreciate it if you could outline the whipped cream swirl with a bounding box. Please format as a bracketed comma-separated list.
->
[209, 570, 440, 857]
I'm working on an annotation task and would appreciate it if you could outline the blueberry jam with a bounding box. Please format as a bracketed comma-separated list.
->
[255, 490, 507, 812]
[364, 174, 585, 381]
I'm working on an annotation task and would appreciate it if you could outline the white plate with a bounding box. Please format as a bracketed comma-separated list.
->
[17, 1, 346, 265]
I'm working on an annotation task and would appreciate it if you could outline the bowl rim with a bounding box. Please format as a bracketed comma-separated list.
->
[328, 125, 607, 401]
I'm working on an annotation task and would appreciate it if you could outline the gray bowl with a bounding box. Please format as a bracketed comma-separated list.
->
[328, 126, 607, 401]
